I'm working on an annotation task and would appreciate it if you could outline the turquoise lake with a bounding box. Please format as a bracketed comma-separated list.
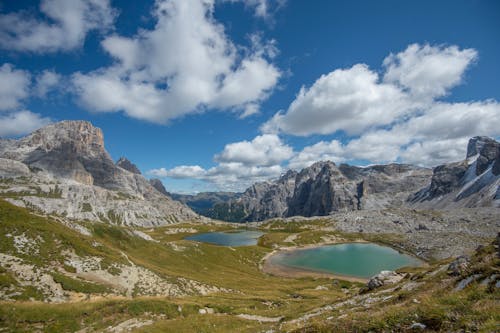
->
[185, 230, 264, 246]
[268, 243, 422, 278]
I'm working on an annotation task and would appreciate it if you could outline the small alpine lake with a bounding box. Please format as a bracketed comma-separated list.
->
[185, 230, 264, 246]
[265, 242, 423, 280]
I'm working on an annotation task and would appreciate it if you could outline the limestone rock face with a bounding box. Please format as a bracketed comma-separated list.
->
[208, 161, 431, 222]
[116, 157, 141, 175]
[410, 136, 500, 208]
[1, 121, 112, 187]
[149, 178, 169, 196]
[0, 121, 199, 226]
[287, 162, 357, 217]
[0, 158, 31, 178]
[242, 169, 298, 221]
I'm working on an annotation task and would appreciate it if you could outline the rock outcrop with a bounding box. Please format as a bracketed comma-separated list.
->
[203, 161, 431, 222]
[149, 178, 170, 196]
[0, 121, 199, 226]
[366, 270, 406, 290]
[116, 157, 141, 174]
[410, 136, 500, 208]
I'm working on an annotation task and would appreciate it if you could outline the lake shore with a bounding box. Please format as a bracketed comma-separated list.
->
[260, 241, 423, 283]
[260, 240, 371, 283]
[262, 258, 369, 283]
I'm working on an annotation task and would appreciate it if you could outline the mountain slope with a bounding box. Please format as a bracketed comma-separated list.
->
[0, 121, 199, 226]
[410, 136, 500, 208]
[207, 162, 432, 222]
[186, 137, 499, 222]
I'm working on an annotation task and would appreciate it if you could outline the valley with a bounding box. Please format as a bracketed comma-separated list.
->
[0, 121, 498, 332]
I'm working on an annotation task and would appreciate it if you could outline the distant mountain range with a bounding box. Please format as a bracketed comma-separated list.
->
[0, 121, 498, 225]
[173, 137, 500, 222]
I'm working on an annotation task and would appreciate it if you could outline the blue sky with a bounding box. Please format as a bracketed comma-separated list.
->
[0, 0, 499, 193]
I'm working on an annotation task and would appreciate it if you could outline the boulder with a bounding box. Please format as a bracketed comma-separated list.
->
[447, 256, 470, 276]
[367, 270, 405, 290]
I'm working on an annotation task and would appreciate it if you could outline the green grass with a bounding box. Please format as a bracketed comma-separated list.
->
[51, 272, 111, 294]
[1, 198, 498, 332]
[0, 200, 127, 268]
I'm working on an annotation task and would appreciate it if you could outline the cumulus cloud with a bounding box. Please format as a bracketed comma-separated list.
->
[0, 0, 117, 53]
[383, 44, 477, 99]
[148, 134, 291, 191]
[0, 111, 51, 137]
[264, 43, 499, 169]
[0, 64, 31, 111]
[215, 134, 293, 166]
[150, 43, 498, 189]
[290, 100, 500, 169]
[34, 70, 61, 97]
[262, 44, 478, 137]
[262, 64, 409, 136]
[73, 0, 280, 123]
[0, 64, 57, 137]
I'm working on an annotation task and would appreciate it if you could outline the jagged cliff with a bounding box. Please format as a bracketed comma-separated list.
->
[195, 137, 499, 222]
[205, 161, 432, 222]
[410, 136, 500, 208]
[0, 121, 200, 226]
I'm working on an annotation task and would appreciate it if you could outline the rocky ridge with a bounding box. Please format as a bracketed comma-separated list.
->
[0, 121, 199, 226]
[209, 161, 432, 222]
[410, 136, 500, 208]
[193, 137, 499, 222]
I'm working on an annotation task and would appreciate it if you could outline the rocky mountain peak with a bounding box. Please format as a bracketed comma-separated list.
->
[27, 120, 105, 154]
[410, 136, 499, 208]
[0, 120, 200, 225]
[470, 137, 500, 175]
[149, 178, 169, 196]
[116, 157, 141, 174]
[466, 136, 498, 158]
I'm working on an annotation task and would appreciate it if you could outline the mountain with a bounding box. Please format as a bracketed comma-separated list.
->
[205, 162, 432, 222]
[410, 136, 500, 208]
[171, 191, 241, 215]
[116, 157, 141, 174]
[0, 121, 200, 226]
[201, 137, 499, 222]
[149, 177, 170, 196]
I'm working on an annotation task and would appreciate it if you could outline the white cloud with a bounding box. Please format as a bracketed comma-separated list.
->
[288, 140, 345, 170]
[262, 44, 478, 137]
[263, 43, 499, 170]
[0, 111, 51, 137]
[221, 0, 286, 18]
[215, 134, 293, 166]
[0, 0, 117, 53]
[383, 43, 477, 99]
[73, 0, 280, 123]
[0, 64, 31, 111]
[261, 64, 410, 136]
[148, 134, 291, 191]
[150, 165, 207, 179]
[290, 100, 500, 168]
[34, 70, 61, 97]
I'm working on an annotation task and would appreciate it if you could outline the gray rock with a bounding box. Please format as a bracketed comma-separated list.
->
[116, 157, 141, 174]
[149, 178, 169, 196]
[409, 322, 426, 330]
[410, 136, 500, 209]
[211, 161, 431, 222]
[447, 256, 470, 276]
[454, 274, 482, 291]
[0, 121, 199, 226]
[367, 271, 405, 290]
